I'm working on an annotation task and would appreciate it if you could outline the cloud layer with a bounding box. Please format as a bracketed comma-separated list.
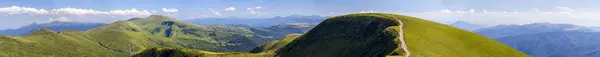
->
[224, 7, 236, 11]
[0, 6, 49, 15]
[0, 6, 152, 16]
[0, 6, 174, 29]
[246, 6, 262, 14]
[161, 8, 179, 13]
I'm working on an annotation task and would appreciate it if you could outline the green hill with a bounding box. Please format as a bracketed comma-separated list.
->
[0, 15, 274, 57]
[371, 13, 527, 57]
[0, 29, 120, 56]
[134, 13, 528, 57]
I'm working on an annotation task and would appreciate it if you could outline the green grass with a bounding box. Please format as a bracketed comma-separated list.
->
[275, 13, 403, 57]
[134, 13, 529, 57]
[323, 13, 528, 57]
[0, 15, 273, 57]
[373, 13, 528, 57]
[0, 29, 120, 57]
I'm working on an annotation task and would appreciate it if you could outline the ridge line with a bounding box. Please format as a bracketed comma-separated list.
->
[397, 19, 411, 57]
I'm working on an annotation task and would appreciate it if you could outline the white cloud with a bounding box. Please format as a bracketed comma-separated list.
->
[104, 9, 151, 15]
[246, 8, 253, 10]
[211, 11, 222, 16]
[482, 9, 489, 13]
[359, 10, 377, 13]
[440, 9, 452, 13]
[51, 8, 105, 15]
[245, 6, 264, 14]
[224, 7, 236, 11]
[52, 8, 152, 16]
[48, 17, 70, 22]
[0, 6, 158, 29]
[0, 6, 166, 30]
[467, 9, 475, 13]
[207, 8, 222, 16]
[246, 8, 257, 14]
[555, 7, 574, 12]
[0, 6, 152, 16]
[250, 11, 257, 14]
[161, 8, 179, 13]
[0, 6, 49, 15]
[255, 6, 262, 9]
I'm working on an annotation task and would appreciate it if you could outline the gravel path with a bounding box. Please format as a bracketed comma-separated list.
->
[397, 21, 410, 57]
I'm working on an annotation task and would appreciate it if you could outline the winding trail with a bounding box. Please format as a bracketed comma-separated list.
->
[397, 21, 411, 57]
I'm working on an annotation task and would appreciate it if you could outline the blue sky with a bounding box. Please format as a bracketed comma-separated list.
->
[1, 0, 600, 29]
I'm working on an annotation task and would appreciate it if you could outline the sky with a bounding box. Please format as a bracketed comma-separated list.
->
[1, 0, 600, 29]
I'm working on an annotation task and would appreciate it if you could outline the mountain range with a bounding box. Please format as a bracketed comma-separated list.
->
[474, 23, 592, 38]
[183, 14, 326, 27]
[497, 31, 600, 57]
[472, 22, 600, 57]
[0, 22, 105, 36]
[449, 21, 488, 31]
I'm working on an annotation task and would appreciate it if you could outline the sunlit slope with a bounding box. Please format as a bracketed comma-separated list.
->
[364, 13, 529, 57]
[0, 29, 120, 56]
[0, 15, 273, 57]
[87, 15, 270, 52]
[135, 13, 528, 57]
[274, 13, 528, 57]
[86, 15, 222, 53]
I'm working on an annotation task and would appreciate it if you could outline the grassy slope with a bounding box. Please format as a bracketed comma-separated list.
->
[340, 13, 527, 57]
[275, 13, 403, 57]
[0, 29, 120, 56]
[0, 15, 272, 56]
[87, 21, 169, 56]
[134, 13, 528, 57]
[380, 13, 528, 57]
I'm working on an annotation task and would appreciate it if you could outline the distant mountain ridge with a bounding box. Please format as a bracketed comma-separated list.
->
[184, 14, 326, 27]
[449, 21, 487, 31]
[472, 22, 600, 57]
[223, 23, 315, 40]
[0, 21, 105, 36]
[474, 22, 592, 38]
[497, 31, 600, 57]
